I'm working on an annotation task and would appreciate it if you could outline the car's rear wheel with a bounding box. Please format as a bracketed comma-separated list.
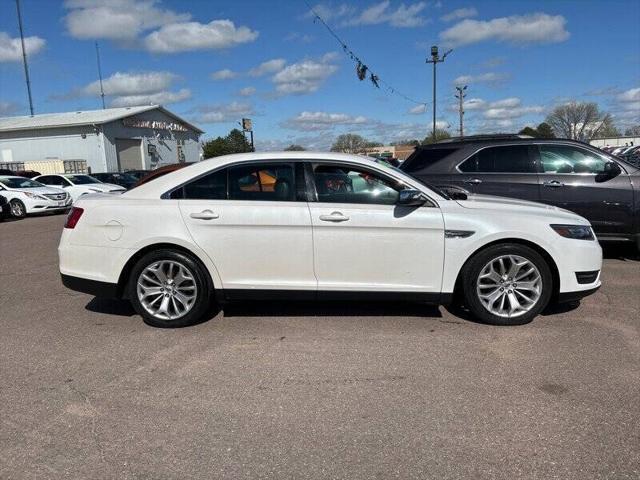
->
[462, 243, 553, 326]
[128, 249, 211, 328]
[10, 200, 26, 218]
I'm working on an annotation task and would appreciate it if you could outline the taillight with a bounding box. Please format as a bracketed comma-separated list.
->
[64, 207, 84, 229]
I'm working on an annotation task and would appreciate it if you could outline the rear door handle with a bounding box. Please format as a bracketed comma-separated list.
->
[463, 178, 482, 185]
[543, 180, 564, 188]
[319, 212, 350, 222]
[190, 210, 219, 220]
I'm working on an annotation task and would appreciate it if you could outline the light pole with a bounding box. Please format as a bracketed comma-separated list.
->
[455, 85, 467, 137]
[426, 45, 452, 140]
[16, 0, 34, 116]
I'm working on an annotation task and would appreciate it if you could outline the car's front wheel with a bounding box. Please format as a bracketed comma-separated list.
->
[10, 199, 26, 218]
[128, 249, 212, 327]
[462, 243, 553, 326]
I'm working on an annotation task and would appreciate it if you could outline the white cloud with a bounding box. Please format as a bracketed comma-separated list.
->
[210, 69, 237, 81]
[480, 97, 543, 120]
[110, 88, 191, 107]
[285, 111, 368, 131]
[195, 102, 254, 123]
[82, 71, 177, 96]
[306, 2, 426, 28]
[441, 7, 477, 22]
[63, 0, 189, 41]
[453, 72, 509, 86]
[144, 20, 258, 53]
[488, 97, 521, 109]
[0, 101, 20, 116]
[249, 58, 286, 77]
[272, 53, 339, 96]
[345, 1, 427, 28]
[463, 98, 487, 111]
[408, 104, 427, 115]
[618, 87, 640, 103]
[0, 32, 45, 62]
[440, 13, 569, 47]
[238, 87, 256, 97]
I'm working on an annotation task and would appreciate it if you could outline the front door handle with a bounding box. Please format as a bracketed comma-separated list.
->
[319, 212, 350, 222]
[463, 178, 482, 185]
[543, 180, 564, 188]
[190, 210, 219, 220]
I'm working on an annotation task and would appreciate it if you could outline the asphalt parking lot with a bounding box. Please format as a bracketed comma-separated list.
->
[1, 214, 639, 479]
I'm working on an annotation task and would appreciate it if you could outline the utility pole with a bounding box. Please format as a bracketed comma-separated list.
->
[426, 45, 452, 140]
[95, 42, 106, 109]
[455, 85, 467, 137]
[15, 0, 34, 116]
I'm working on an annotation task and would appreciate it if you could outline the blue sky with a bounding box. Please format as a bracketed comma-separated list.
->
[1, 0, 639, 149]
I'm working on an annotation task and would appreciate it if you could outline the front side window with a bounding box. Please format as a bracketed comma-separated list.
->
[539, 145, 608, 174]
[313, 164, 405, 205]
[228, 164, 295, 201]
[459, 145, 535, 173]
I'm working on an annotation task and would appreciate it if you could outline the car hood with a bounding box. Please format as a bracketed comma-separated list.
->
[455, 194, 588, 222]
[11, 186, 67, 195]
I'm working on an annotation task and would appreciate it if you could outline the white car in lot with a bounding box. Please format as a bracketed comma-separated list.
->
[33, 173, 126, 202]
[0, 176, 72, 218]
[59, 152, 602, 328]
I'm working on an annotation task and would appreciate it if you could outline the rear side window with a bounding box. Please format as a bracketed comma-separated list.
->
[178, 169, 226, 199]
[228, 164, 295, 201]
[402, 148, 459, 172]
[459, 145, 535, 173]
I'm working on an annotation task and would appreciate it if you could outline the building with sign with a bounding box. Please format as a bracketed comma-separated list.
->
[0, 105, 203, 174]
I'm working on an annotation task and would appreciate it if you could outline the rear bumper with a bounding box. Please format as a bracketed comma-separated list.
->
[61, 273, 119, 298]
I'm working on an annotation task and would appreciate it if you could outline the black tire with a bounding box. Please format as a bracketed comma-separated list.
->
[127, 249, 212, 328]
[10, 199, 26, 218]
[461, 243, 553, 326]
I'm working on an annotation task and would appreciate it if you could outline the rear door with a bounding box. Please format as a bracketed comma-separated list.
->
[456, 144, 540, 201]
[177, 161, 316, 294]
[535, 143, 634, 237]
[307, 162, 445, 294]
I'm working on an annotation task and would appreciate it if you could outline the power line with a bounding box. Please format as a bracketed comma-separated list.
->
[303, 0, 428, 108]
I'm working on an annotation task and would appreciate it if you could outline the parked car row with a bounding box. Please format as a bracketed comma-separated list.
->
[0, 174, 125, 219]
[600, 145, 640, 167]
[400, 135, 640, 249]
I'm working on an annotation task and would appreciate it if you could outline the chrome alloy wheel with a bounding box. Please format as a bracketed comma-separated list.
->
[10, 201, 25, 217]
[476, 255, 542, 318]
[137, 260, 198, 320]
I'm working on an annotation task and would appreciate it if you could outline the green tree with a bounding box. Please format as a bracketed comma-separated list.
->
[330, 134, 368, 153]
[518, 126, 539, 137]
[202, 128, 252, 159]
[535, 122, 555, 138]
[422, 129, 451, 145]
[284, 144, 305, 151]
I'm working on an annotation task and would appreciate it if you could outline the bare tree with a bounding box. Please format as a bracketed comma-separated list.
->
[624, 125, 640, 136]
[545, 101, 617, 141]
[330, 134, 368, 153]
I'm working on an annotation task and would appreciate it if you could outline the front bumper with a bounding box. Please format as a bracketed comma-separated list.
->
[557, 285, 600, 303]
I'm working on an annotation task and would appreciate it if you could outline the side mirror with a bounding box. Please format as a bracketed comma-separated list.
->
[397, 189, 427, 206]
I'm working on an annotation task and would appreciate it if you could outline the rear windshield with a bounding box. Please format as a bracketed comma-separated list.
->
[402, 148, 459, 173]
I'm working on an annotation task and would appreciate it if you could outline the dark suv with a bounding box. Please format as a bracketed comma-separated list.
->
[401, 135, 640, 247]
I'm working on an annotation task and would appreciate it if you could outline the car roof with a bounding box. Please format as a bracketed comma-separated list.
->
[124, 151, 410, 199]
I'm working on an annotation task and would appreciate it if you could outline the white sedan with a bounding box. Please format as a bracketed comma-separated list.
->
[0, 176, 72, 218]
[59, 152, 602, 328]
[33, 173, 126, 202]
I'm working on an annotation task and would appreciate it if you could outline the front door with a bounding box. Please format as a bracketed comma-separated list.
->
[535, 143, 635, 238]
[456, 144, 540, 201]
[307, 162, 445, 294]
[178, 162, 316, 294]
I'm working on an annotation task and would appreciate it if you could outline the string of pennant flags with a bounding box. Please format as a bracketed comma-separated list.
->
[304, 0, 428, 108]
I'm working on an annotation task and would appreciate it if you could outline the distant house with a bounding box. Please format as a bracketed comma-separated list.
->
[0, 105, 203, 174]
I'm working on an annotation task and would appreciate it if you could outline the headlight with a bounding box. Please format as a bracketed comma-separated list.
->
[550, 224, 595, 240]
[24, 192, 44, 200]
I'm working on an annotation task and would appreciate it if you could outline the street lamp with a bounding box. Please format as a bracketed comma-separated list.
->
[426, 45, 452, 140]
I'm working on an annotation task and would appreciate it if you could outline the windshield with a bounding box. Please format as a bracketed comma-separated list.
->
[0, 177, 44, 189]
[66, 175, 101, 185]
